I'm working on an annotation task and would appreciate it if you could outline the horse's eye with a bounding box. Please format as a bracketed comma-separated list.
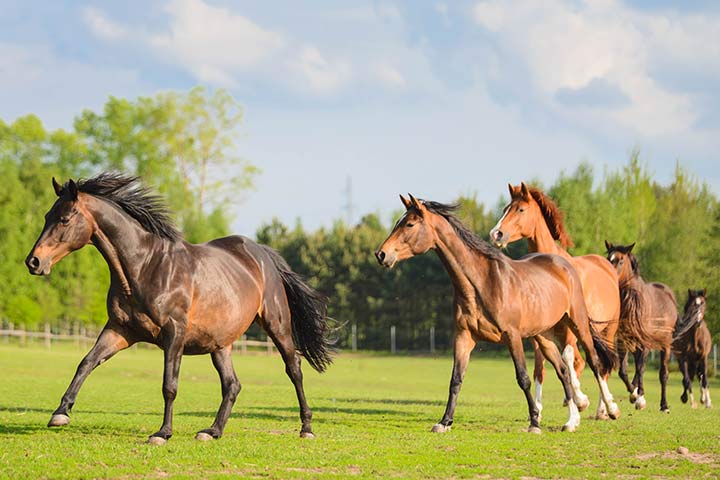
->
[518, 207, 525, 213]
[406, 222, 415, 228]
[60, 217, 70, 225]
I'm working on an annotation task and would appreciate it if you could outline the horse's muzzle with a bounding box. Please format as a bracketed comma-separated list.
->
[489, 228, 506, 248]
[374, 249, 396, 268]
[25, 254, 51, 276]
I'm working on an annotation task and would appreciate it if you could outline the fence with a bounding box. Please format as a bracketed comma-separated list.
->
[0, 322, 275, 354]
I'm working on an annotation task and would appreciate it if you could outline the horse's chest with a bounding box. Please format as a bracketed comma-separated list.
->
[109, 296, 162, 340]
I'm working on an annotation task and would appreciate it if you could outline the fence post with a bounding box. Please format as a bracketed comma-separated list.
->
[241, 334, 247, 354]
[390, 326, 396, 354]
[19, 323, 26, 347]
[430, 326, 435, 354]
[45, 323, 51, 349]
[351, 324, 357, 352]
[7, 322, 13, 344]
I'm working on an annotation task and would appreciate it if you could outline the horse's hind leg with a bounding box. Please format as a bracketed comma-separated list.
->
[659, 348, 670, 412]
[433, 328, 475, 433]
[196, 345, 241, 441]
[618, 347, 635, 397]
[49, 326, 131, 427]
[534, 335, 580, 432]
[261, 312, 315, 438]
[504, 330, 541, 433]
[531, 339, 545, 420]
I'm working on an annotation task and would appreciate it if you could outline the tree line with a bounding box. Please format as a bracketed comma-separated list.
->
[1, 90, 718, 351]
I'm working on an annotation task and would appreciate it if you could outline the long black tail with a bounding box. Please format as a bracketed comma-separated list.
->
[590, 321, 618, 376]
[262, 246, 335, 373]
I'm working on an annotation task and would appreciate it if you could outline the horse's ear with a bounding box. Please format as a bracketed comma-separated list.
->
[508, 183, 514, 197]
[408, 193, 423, 212]
[67, 179, 78, 200]
[52, 177, 63, 197]
[520, 182, 530, 199]
[627, 242, 636, 252]
[399, 194, 411, 209]
[702, 288, 707, 297]
[688, 288, 694, 297]
[604, 240, 612, 251]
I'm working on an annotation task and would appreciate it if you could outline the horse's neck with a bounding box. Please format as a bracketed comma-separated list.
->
[87, 197, 168, 296]
[432, 218, 494, 302]
[527, 216, 566, 257]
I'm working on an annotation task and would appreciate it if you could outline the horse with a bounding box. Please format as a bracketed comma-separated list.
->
[489, 183, 620, 420]
[375, 194, 619, 434]
[25, 172, 334, 444]
[673, 289, 713, 409]
[605, 241, 677, 412]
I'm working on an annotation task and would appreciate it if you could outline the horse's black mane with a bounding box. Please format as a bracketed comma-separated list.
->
[67, 172, 182, 242]
[421, 200, 504, 260]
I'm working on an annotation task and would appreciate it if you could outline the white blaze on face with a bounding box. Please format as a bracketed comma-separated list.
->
[609, 252, 617, 263]
[696, 297, 703, 305]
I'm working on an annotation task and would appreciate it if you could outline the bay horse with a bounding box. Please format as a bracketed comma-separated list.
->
[673, 289, 713, 409]
[489, 183, 620, 420]
[605, 242, 677, 412]
[375, 194, 619, 434]
[25, 173, 333, 444]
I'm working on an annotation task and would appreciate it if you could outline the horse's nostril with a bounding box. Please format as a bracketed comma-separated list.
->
[27, 256, 40, 269]
[375, 250, 386, 263]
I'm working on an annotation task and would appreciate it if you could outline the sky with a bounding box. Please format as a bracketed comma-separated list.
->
[1, 0, 719, 234]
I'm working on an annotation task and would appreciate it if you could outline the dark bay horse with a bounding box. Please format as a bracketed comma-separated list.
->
[605, 242, 677, 412]
[490, 183, 620, 419]
[375, 194, 619, 433]
[26, 173, 333, 444]
[673, 289, 713, 409]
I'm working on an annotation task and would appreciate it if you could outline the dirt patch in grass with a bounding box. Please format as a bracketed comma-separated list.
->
[636, 451, 719, 465]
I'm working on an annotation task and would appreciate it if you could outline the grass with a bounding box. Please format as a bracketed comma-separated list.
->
[1, 343, 718, 479]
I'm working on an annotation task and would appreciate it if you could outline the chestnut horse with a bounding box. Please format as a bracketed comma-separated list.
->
[375, 195, 619, 433]
[489, 183, 620, 419]
[26, 173, 333, 444]
[673, 289, 713, 409]
[605, 242, 677, 412]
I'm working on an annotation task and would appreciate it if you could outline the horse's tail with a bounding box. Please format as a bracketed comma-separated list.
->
[590, 320, 618, 376]
[262, 246, 335, 373]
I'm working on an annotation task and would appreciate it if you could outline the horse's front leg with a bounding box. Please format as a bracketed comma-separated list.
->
[632, 349, 648, 410]
[531, 339, 546, 420]
[49, 325, 131, 427]
[432, 328, 475, 433]
[699, 359, 712, 408]
[617, 347, 635, 397]
[149, 321, 185, 445]
[678, 357, 693, 406]
[659, 348, 670, 412]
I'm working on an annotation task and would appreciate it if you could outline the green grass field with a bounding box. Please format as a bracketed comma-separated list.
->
[1, 343, 718, 479]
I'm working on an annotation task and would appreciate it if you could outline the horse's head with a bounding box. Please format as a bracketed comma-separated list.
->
[490, 182, 539, 248]
[684, 289, 707, 319]
[25, 177, 94, 275]
[605, 241, 637, 282]
[375, 194, 436, 268]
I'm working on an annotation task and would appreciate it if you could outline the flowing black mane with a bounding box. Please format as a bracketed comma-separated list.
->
[422, 200, 504, 260]
[68, 172, 182, 242]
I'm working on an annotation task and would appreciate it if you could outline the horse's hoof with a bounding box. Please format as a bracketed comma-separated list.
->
[561, 423, 577, 432]
[431, 423, 450, 433]
[691, 402, 698, 409]
[629, 388, 638, 403]
[608, 404, 621, 420]
[48, 414, 70, 427]
[576, 395, 590, 412]
[595, 413, 609, 421]
[300, 431, 315, 439]
[660, 408, 670, 414]
[527, 426, 542, 434]
[147, 436, 167, 445]
[634, 396, 646, 410]
[195, 432, 214, 442]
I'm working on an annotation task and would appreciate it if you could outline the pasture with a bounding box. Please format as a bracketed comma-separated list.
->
[1, 344, 718, 479]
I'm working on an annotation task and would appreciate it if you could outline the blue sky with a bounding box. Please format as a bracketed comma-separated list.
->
[1, 0, 719, 234]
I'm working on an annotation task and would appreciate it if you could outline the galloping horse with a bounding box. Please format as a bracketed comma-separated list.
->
[605, 242, 677, 412]
[673, 289, 713, 409]
[26, 173, 333, 444]
[489, 183, 620, 419]
[375, 195, 619, 433]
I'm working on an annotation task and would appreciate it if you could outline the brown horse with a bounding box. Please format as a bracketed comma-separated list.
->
[489, 183, 620, 419]
[605, 242, 677, 412]
[375, 194, 619, 433]
[25, 173, 333, 444]
[673, 289, 713, 409]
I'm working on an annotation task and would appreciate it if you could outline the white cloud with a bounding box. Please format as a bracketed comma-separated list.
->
[373, 64, 406, 89]
[470, 0, 718, 137]
[149, 0, 285, 86]
[83, 7, 130, 41]
[290, 46, 352, 94]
